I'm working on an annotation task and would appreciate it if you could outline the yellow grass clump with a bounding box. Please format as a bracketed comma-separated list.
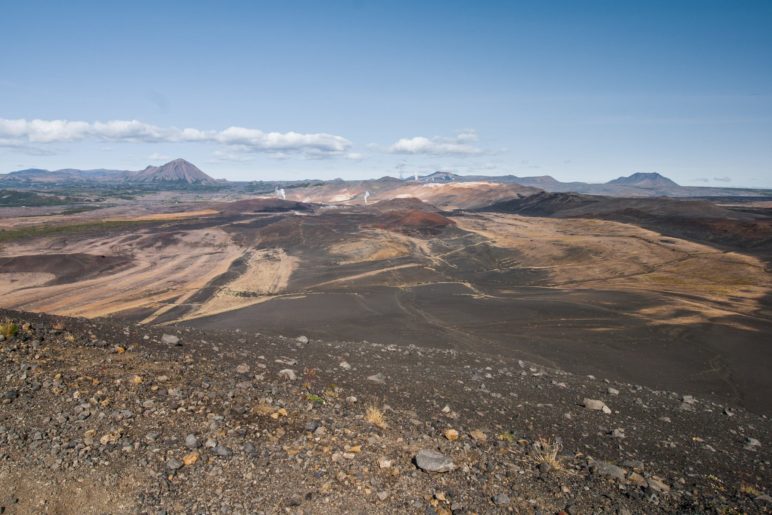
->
[365, 405, 387, 429]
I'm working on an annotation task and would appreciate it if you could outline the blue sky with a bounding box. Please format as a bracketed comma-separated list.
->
[1, 1, 771, 186]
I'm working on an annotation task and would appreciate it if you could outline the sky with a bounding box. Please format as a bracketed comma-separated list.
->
[1, 0, 771, 187]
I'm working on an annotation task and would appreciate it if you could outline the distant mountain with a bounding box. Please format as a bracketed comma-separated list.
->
[0, 159, 216, 186]
[412, 171, 769, 198]
[607, 172, 680, 190]
[132, 159, 215, 184]
[419, 171, 460, 182]
[1, 168, 129, 184]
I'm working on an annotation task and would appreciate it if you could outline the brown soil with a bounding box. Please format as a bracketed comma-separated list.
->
[370, 209, 456, 236]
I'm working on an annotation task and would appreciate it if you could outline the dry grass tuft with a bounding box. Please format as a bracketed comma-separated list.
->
[365, 405, 387, 429]
[740, 483, 762, 497]
[530, 437, 562, 470]
[0, 320, 18, 339]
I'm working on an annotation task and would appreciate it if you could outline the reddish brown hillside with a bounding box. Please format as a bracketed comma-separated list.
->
[370, 209, 455, 236]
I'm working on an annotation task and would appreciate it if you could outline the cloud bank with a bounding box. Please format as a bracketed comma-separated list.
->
[390, 130, 482, 156]
[0, 118, 352, 158]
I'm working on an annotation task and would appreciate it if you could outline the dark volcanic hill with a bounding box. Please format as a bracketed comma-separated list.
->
[481, 191, 772, 257]
[131, 159, 216, 185]
[0, 159, 217, 185]
[417, 171, 770, 198]
[0, 167, 130, 184]
[607, 172, 680, 190]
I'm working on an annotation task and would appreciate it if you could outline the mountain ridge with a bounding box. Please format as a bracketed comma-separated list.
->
[0, 158, 216, 185]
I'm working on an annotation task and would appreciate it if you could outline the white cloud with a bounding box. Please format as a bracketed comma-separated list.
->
[389, 130, 482, 156]
[0, 118, 352, 158]
[148, 152, 172, 161]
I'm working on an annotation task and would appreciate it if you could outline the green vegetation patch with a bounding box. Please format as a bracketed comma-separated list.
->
[0, 220, 159, 244]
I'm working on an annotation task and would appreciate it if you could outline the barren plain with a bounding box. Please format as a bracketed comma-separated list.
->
[1, 183, 770, 415]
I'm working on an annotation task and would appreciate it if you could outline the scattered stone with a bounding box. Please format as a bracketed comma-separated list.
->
[367, 373, 386, 384]
[470, 429, 487, 443]
[161, 334, 179, 345]
[185, 434, 200, 449]
[278, 369, 297, 381]
[166, 458, 183, 471]
[339, 361, 352, 370]
[378, 457, 393, 469]
[744, 437, 761, 451]
[607, 387, 620, 395]
[628, 472, 647, 487]
[443, 428, 459, 441]
[235, 363, 250, 374]
[492, 493, 510, 505]
[583, 398, 611, 414]
[646, 476, 670, 494]
[591, 461, 627, 482]
[183, 451, 199, 466]
[296, 335, 309, 344]
[415, 449, 455, 473]
[213, 444, 233, 457]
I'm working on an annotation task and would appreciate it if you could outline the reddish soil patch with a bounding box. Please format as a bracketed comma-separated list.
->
[370, 197, 440, 213]
[370, 209, 455, 236]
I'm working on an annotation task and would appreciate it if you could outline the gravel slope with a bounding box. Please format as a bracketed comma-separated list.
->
[1, 308, 770, 514]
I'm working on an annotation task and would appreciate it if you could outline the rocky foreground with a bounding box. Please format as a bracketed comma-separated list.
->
[0, 309, 770, 514]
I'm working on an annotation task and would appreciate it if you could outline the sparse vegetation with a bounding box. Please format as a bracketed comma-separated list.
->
[740, 483, 762, 497]
[0, 320, 18, 339]
[365, 405, 387, 429]
[530, 437, 562, 470]
[306, 393, 325, 405]
[0, 220, 156, 243]
[497, 431, 516, 443]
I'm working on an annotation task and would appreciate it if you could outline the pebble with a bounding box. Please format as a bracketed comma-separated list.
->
[470, 429, 487, 443]
[646, 476, 670, 494]
[278, 369, 297, 381]
[161, 334, 180, 345]
[166, 458, 183, 471]
[367, 373, 386, 384]
[492, 493, 510, 505]
[185, 434, 200, 449]
[591, 461, 627, 482]
[415, 449, 455, 473]
[183, 451, 199, 466]
[296, 335, 309, 344]
[744, 437, 761, 450]
[443, 429, 459, 441]
[583, 398, 611, 414]
[235, 363, 250, 374]
[213, 445, 233, 457]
